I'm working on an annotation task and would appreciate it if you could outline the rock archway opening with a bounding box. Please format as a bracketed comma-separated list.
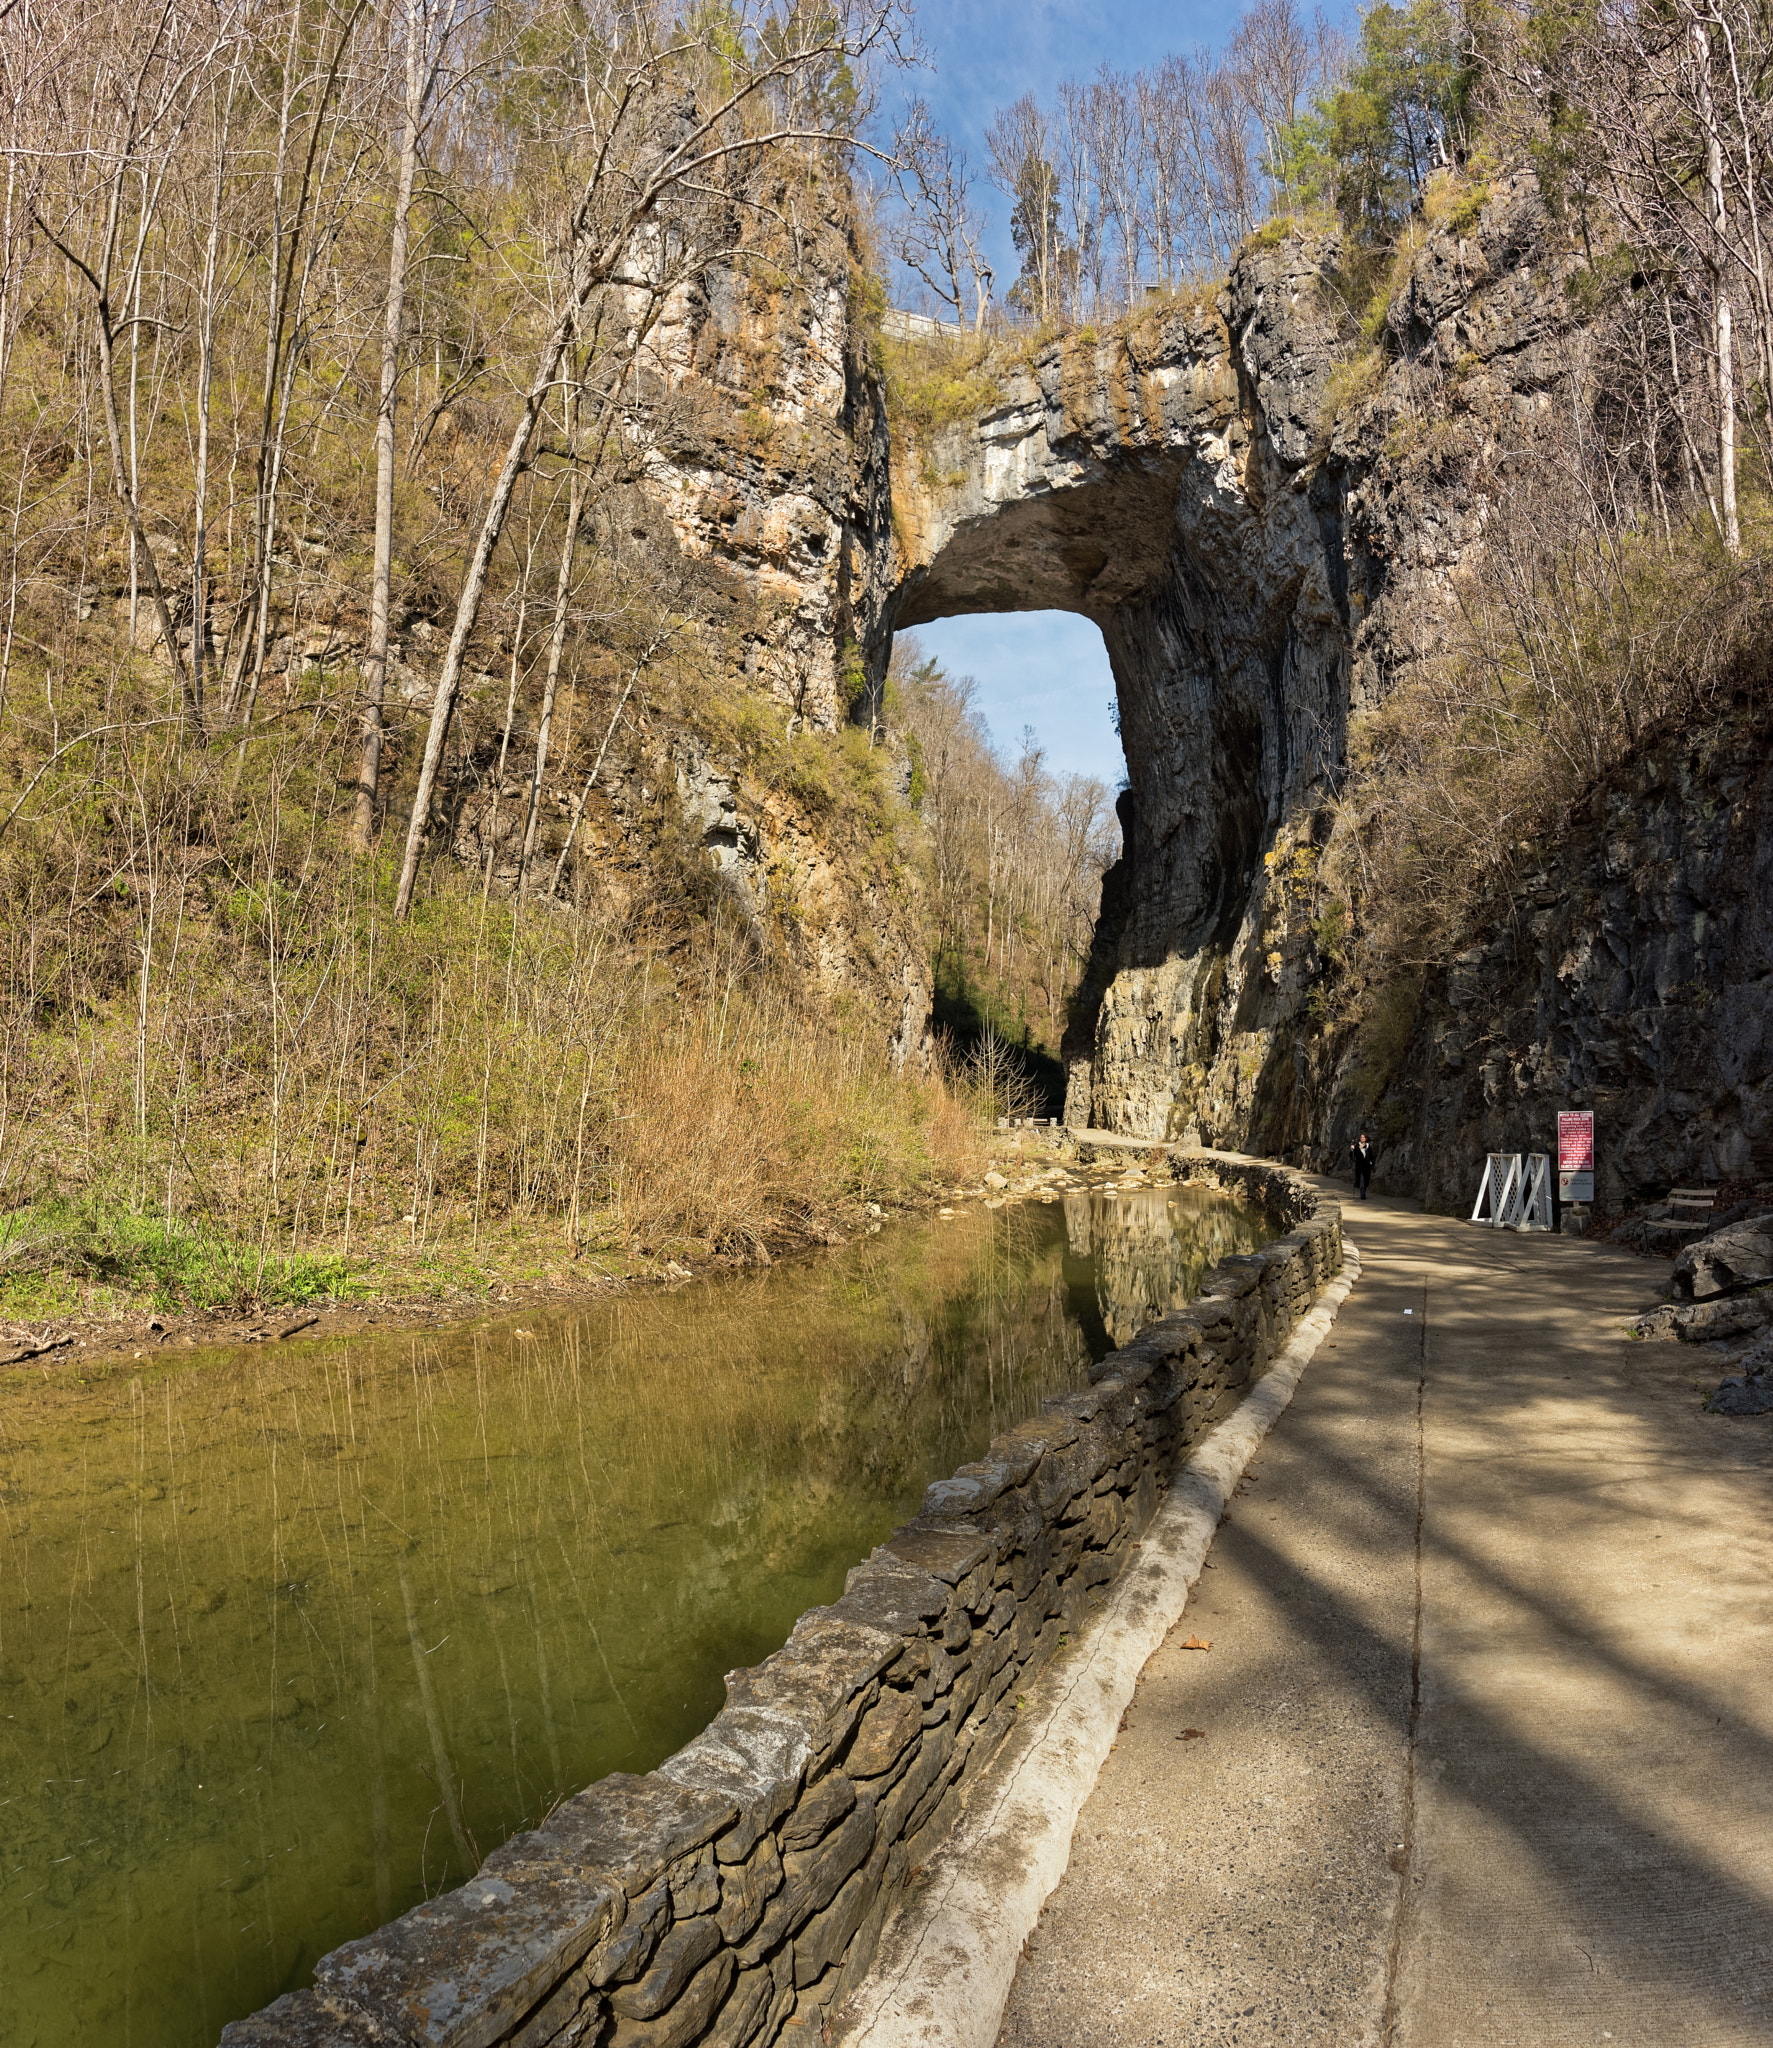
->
[890, 608, 1130, 1122]
[877, 298, 1352, 1143]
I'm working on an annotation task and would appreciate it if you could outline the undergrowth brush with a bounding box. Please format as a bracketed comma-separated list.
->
[0, 688, 987, 1325]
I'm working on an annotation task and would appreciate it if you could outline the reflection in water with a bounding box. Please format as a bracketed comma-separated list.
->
[0, 1189, 1270, 2048]
[1066, 1183, 1277, 1348]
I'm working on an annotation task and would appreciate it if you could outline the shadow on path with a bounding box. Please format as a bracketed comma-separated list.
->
[998, 1191, 1773, 2048]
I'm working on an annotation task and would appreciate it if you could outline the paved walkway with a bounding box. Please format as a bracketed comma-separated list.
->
[996, 1186, 1773, 2047]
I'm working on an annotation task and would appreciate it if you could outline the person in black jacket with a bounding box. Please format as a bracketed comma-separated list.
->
[1350, 1130, 1377, 1200]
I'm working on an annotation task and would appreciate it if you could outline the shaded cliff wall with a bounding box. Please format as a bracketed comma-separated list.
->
[1380, 710, 1773, 1211]
[467, 173, 931, 1059]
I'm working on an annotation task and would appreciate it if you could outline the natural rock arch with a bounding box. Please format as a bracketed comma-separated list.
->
[878, 258, 1355, 1141]
[644, 177, 1569, 1158]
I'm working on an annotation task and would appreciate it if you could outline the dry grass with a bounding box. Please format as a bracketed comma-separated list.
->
[0, 692, 987, 1322]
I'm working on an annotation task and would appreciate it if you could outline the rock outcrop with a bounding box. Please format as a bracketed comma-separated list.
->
[867, 175, 1586, 1144]
[628, 164, 1767, 1206]
[884, 259, 1351, 1134]
[1676, 1216, 1773, 1301]
[1387, 714, 1773, 1212]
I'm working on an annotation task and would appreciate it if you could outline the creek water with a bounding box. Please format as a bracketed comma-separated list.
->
[0, 1183, 1271, 2047]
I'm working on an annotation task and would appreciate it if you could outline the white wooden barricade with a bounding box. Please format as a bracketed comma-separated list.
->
[1471, 1151, 1555, 1231]
[1470, 1153, 1523, 1226]
[1518, 1153, 1553, 1231]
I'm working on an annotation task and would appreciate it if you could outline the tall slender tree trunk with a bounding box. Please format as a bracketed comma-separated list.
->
[1694, 19, 1741, 554]
[191, 60, 239, 737]
[518, 387, 585, 896]
[392, 300, 584, 918]
[99, 300, 200, 734]
[222, 0, 300, 723]
[1715, 285, 1739, 551]
[353, 0, 428, 853]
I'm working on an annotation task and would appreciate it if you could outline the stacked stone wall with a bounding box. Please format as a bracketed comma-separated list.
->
[222, 1158, 1341, 2048]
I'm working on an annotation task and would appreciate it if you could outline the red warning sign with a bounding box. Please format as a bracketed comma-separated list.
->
[1558, 1111, 1595, 1203]
[1557, 1112, 1595, 1172]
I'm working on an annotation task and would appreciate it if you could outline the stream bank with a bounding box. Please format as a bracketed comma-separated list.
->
[0, 1131, 1171, 1376]
[207, 1153, 1341, 2048]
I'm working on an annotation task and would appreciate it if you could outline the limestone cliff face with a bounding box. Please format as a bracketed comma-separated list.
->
[527, 176, 927, 1053]
[1395, 714, 1773, 1208]
[637, 217, 894, 734]
[881, 262, 1348, 1137]
[625, 166, 1609, 1154]
[874, 174, 1585, 1146]
[630, 164, 1768, 1205]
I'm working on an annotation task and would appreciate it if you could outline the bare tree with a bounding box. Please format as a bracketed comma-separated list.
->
[32, 0, 231, 739]
[986, 93, 1060, 320]
[1483, 0, 1773, 556]
[220, 0, 375, 728]
[391, 0, 913, 919]
[977, 4, 1349, 316]
[1229, 0, 1316, 208]
[352, 0, 479, 853]
[892, 98, 994, 328]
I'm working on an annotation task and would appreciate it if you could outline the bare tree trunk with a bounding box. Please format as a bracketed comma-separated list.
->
[518, 384, 585, 895]
[547, 637, 665, 903]
[1715, 283, 1739, 551]
[482, 584, 527, 903]
[224, 0, 366, 724]
[191, 49, 243, 738]
[1664, 297, 1719, 530]
[353, 0, 429, 853]
[1693, 18, 1741, 554]
[392, 302, 583, 918]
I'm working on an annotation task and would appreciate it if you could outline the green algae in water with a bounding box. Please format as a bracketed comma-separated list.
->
[0, 1187, 1270, 2047]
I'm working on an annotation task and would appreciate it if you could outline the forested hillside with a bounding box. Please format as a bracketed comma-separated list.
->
[5, 0, 1773, 1322]
[0, 0, 971, 1318]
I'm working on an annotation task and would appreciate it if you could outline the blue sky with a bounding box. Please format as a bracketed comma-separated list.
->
[898, 0, 1241, 287]
[884, 1, 1251, 793]
[907, 613, 1128, 789]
